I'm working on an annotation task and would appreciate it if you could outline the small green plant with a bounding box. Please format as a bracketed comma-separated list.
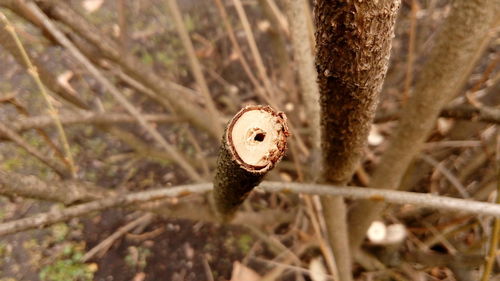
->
[124, 246, 151, 270]
[39, 244, 96, 281]
[237, 234, 253, 254]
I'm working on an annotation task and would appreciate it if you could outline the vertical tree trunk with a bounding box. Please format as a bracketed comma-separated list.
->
[348, 0, 499, 251]
[314, 1, 400, 280]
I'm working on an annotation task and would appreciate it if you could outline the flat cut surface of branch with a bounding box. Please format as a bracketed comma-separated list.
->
[213, 105, 289, 219]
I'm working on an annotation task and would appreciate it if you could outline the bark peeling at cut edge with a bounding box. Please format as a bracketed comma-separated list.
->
[213, 105, 289, 221]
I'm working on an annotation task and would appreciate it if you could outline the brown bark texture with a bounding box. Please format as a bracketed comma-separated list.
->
[213, 105, 289, 220]
[347, 0, 498, 251]
[314, 1, 400, 280]
[315, 0, 400, 184]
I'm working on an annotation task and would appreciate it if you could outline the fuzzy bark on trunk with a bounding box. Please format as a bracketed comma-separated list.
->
[213, 105, 289, 221]
[314, 1, 400, 280]
[347, 0, 498, 252]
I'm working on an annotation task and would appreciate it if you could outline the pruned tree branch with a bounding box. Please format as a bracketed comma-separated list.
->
[213, 105, 289, 220]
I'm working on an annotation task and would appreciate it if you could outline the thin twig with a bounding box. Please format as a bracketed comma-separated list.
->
[480, 133, 500, 281]
[116, 0, 128, 53]
[402, 0, 418, 102]
[24, 2, 201, 181]
[375, 104, 500, 124]
[5, 112, 178, 134]
[231, 0, 275, 99]
[0, 11, 76, 177]
[212, 0, 268, 103]
[165, 0, 223, 136]
[251, 256, 336, 280]
[302, 195, 339, 279]
[4, 181, 500, 236]
[420, 154, 470, 198]
[5, 96, 68, 173]
[81, 213, 154, 262]
[18, 0, 217, 138]
[0, 123, 69, 178]
[202, 255, 215, 281]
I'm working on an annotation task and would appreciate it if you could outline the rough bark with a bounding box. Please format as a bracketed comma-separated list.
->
[315, 0, 400, 183]
[213, 105, 289, 220]
[314, 0, 399, 281]
[348, 0, 498, 251]
[314, 1, 400, 279]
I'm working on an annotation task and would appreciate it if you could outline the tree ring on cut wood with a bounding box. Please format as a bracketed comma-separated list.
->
[227, 105, 289, 173]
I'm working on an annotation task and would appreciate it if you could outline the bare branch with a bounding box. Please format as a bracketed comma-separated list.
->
[4, 112, 178, 135]
[348, 0, 498, 251]
[0, 11, 77, 177]
[29, 0, 217, 138]
[286, 0, 321, 177]
[23, 1, 202, 181]
[3, 181, 500, 237]
[375, 104, 500, 124]
[0, 123, 70, 178]
[165, 0, 223, 136]
[81, 213, 154, 262]
[0, 169, 110, 204]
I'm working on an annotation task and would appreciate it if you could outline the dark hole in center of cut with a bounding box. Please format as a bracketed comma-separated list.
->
[254, 133, 265, 142]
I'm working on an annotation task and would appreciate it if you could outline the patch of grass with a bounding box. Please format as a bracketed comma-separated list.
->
[39, 244, 97, 281]
[51, 223, 70, 243]
[124, 246, 151, 270]
[237, 234, 253, 254]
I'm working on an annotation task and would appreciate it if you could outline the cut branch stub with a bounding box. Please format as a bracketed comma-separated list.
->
[213, 105, 289, 220]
